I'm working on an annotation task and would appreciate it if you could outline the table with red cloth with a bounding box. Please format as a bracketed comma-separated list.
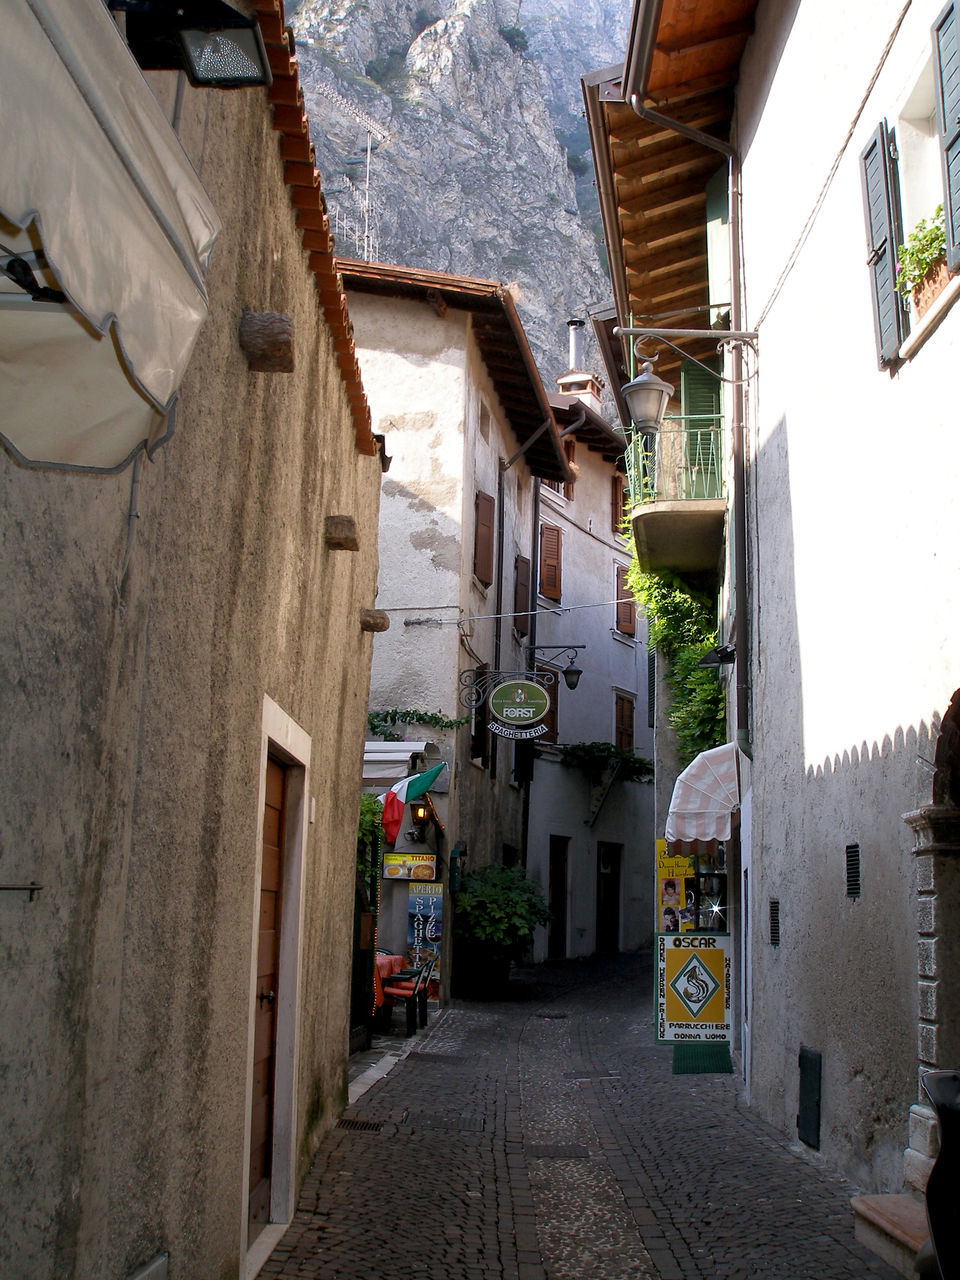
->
[373, 953, 405, 1008]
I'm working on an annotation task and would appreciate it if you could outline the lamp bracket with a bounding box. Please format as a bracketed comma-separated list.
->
[614, 325, 758, 378]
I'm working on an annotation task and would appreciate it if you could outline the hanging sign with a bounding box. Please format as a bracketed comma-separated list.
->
[656, 931, 731, 1043]
[487, 679, 551, 740]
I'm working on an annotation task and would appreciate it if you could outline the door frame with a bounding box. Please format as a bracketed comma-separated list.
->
[242, 695, 311, 1278]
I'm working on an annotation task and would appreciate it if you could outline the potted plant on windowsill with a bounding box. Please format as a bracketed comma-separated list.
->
[896, 205, 949, 318]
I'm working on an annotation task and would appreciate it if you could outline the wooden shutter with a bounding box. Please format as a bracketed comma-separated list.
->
[513, 555, 531, 635]
[615, 565, 636, 636]
[860, 121, 908, 367]
[474, 491, 495, 586]
[680, 360, 721, 498]
[539, 523, 562, 601]
[934, 2, 960, 270]
[615, 693, 634, 751]
[611, 473, 626, 533]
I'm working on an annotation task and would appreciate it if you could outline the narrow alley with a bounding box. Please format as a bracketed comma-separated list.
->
[261, 955, 900, 1280]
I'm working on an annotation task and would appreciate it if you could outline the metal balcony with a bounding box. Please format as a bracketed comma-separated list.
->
[624, 417, 726, 580]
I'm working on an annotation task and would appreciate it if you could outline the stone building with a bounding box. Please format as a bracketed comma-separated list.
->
[1, 3, 382, 1277]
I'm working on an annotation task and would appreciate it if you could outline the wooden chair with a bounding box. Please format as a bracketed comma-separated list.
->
[381, 955, 436, 1036]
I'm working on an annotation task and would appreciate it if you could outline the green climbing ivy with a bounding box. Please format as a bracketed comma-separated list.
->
[625, 559, 725, 765]
[356, 792, 382, 885]
[559, 741, 653, 784]
[367, 707, 469, 741]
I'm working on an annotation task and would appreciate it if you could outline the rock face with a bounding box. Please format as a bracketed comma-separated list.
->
[288, 0, 626, 382]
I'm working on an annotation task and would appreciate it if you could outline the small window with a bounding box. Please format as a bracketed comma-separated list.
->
[473, 491, 495, 586]
[845, 843, 862, 899]
[539, 523, 562, 601]
[611, 473, 627, 533]
[615, 565, 636, 636]
[614, 692, 634, 751]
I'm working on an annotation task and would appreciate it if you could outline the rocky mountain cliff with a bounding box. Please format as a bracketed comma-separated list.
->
[288, 0, 626, 384]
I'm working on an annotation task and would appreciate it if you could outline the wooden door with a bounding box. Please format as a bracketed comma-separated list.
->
[249, 757, 285, 1244]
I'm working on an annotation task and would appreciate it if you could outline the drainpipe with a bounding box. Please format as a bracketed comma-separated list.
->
[520, 477, 542, 867]
[626, 97, 751, 758]
[490, 465, 506, 780]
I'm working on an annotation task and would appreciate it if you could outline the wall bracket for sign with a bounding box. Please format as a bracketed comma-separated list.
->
[458, 667, 556, 708]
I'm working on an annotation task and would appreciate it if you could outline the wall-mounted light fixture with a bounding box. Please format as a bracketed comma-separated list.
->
[405, 798, 431, 843]
[619, 359, 674, 431]
[698, 643, 736, 669]
[108, 0, 272, 88]
[525, 644, 586, 690]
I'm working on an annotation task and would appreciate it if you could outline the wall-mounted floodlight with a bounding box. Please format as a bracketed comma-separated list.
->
[109, 0, 272, 88]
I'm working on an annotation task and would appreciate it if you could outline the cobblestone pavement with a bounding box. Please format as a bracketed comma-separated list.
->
[261, 953, 902, 1280]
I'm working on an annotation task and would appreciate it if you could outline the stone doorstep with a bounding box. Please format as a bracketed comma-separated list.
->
[851, 1194, 928, 1279]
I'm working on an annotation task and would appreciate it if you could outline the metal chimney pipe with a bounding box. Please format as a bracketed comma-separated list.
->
[567, 318, 585, 371]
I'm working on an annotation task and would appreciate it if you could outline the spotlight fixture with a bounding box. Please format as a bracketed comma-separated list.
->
[108, 0, 272, 88]
[697, 643, 736, 669]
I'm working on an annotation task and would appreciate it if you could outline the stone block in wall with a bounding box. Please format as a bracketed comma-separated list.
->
[909, 1103, 940, 1158]
[918, 1022, 938, 1064]
[918, 979, 939, 1022]
[918, 896, 937, 936]
[918, 937, 937, 980]
[916, 854, 935, 893]
[904, 1146, 935, 1194]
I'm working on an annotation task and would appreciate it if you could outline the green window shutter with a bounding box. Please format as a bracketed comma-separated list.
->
[679, 360, 721, 499]
[859, 121, 907, 367]
[934, 1, 960, 271]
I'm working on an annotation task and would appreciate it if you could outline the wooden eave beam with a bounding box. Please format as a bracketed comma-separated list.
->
[653, 17, 755, 59]
[618, 177, 708, 218]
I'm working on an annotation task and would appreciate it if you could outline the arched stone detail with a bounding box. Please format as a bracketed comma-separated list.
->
[901, 688, 960, 1193]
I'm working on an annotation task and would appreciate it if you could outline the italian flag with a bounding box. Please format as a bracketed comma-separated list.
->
[379, 762, 447, 845]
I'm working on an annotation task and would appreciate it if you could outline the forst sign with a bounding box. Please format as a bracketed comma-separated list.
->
[488, 679, 551, 740]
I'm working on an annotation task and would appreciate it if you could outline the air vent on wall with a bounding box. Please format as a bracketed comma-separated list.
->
[769, 898, 781, 946]
[845, 843, 862, 899]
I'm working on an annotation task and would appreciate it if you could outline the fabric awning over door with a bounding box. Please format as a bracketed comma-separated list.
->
[0, 0, 221, 471]
[664, 742, 744, 843]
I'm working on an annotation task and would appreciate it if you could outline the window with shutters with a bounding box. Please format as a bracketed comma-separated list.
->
[611, 472, 627, 533]
[614, 692, 634, 751]
[934, 1, 960, 271]
[861, 121, 909, 366]
[539, 523, 562, 601]
[615, 564, 636, 636]
[513, 554, 531, 636]
[679, 360, 722, 498]
[473, 491, 495, 587]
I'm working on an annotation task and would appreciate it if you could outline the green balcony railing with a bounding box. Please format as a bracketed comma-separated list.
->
[624, 415, 723, 508]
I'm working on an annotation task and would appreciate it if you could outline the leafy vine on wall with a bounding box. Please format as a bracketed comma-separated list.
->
[367, 707, 469, 742]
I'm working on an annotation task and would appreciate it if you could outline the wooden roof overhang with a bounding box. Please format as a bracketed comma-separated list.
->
[583, 0, 759, 396]
[335, 259, 571, 485]
[547, 393, 627, 474]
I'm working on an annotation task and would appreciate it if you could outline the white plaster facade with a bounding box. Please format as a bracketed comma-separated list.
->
[526, 399, 656, 961]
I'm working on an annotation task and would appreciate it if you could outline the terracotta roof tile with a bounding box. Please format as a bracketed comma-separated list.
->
[251, 0, 375, 456]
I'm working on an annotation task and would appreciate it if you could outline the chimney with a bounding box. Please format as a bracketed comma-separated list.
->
[556, 317, 604, 414]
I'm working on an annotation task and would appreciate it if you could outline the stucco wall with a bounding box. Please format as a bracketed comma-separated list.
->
[734, 0, 960, 1189]
[526, 433, 655, 958]
[0, 75, 380, 1280]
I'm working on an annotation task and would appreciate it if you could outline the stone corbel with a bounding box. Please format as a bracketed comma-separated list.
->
[239, 309, 295, 372]
[325, 516, 359, 551]
[360, 610, 389, 633]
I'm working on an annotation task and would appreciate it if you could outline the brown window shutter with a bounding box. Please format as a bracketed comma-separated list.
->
[563, 440, 576, 500]
[539, 523, 562, 601]
[615, 693, 634, 751]
[514, 555, 531, 635]
[611, 473, 626, 532]
[474, 491, 495, 586]
[615, 565, 636, 636]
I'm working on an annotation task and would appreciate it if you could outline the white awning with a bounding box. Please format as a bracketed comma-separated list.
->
[362, 741, 430, 786]
[0, 0, 222, 471]
[664, 742, 744, 843]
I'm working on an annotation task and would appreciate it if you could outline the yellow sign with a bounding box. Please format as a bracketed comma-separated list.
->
[383, 852, 436, 881]
[656, 837, 695, 933]
[657, 932, 731, 1043]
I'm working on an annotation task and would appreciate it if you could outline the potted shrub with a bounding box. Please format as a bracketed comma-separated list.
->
[452, 864, 551, 997]
[896, 205, 949, 318]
